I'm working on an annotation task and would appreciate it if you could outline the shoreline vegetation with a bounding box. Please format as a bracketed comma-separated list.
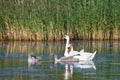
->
[0, 0, 120, 41]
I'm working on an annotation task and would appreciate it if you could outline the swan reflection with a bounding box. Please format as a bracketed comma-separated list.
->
[54, 55, 96, 80]
[28, 52, 42, 68]
[64, 64, 73, 80]
[73, 61, 96, 70]
[28, 60, 41, 68]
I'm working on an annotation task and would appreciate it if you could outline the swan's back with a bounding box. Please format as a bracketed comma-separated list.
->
[28, 52, 41, 63]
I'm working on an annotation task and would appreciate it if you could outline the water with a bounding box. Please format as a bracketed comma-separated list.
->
[0, 40, 120, 80]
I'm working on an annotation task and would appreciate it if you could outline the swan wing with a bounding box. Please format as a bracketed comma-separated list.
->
[80, 49, 84, 53]
[68, 49, 84, 57]
[78, 49, 84, 55]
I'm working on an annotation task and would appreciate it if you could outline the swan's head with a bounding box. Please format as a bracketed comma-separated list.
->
[64, 35, 69, 40]
[67, 44, 73, 53]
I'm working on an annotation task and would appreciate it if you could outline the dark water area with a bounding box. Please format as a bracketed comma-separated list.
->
[0, 40, 120, 80]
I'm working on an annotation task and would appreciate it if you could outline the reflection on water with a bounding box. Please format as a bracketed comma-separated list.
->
[0, 40, 119, 55]
[54, 57, 96, 80]
[0, 40, 120, 80]
[64, 64, 73, 80]
[28, 60, 42, 69]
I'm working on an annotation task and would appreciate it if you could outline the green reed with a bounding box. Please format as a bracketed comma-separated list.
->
[0, 0, 120, 41]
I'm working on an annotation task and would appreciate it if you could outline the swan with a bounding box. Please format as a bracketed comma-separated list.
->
[66, 45, 96, 60]
[28, 52, 41, 64]
[63, 35, 96, 60]
[63, 35, 83, 57]
[54, 54, 79, 64]
[76, 50, 97, 60]
[64, 35, 71, 57]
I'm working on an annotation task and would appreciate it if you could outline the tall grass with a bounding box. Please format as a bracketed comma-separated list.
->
[0, 0, 120, 41]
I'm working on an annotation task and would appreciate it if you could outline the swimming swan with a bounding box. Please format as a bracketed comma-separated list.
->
[63, 35, 96, 60]
[28, 52, 41, 64]
[66, 44, 96, 60]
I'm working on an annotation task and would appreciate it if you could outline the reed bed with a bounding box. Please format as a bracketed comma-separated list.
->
[0, 0, 120, 41]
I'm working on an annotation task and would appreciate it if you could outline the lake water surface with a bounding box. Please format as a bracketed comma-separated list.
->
[0, 40, 120, 80]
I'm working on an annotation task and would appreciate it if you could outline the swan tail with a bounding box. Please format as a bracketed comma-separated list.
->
[78, 49, 84, 55]
[80, 49, 84, 53]
[89, 51, 97, 60]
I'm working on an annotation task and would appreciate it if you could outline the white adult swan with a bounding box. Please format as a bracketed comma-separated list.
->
[68, 44, 97, 60]
[63, 35, 84, 57]
[63, 35, 96, 60]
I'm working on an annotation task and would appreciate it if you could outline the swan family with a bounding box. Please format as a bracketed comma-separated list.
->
[55, 35, 96, 62]
[27, 35, 96, 79]
[28, 35, 96, 65]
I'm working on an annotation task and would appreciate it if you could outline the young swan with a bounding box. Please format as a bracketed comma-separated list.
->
[54, 44, 79, 63]
[28, 52, 41, 64]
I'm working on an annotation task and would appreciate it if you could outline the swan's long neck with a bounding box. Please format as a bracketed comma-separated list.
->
[64, 38, 69, 57]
